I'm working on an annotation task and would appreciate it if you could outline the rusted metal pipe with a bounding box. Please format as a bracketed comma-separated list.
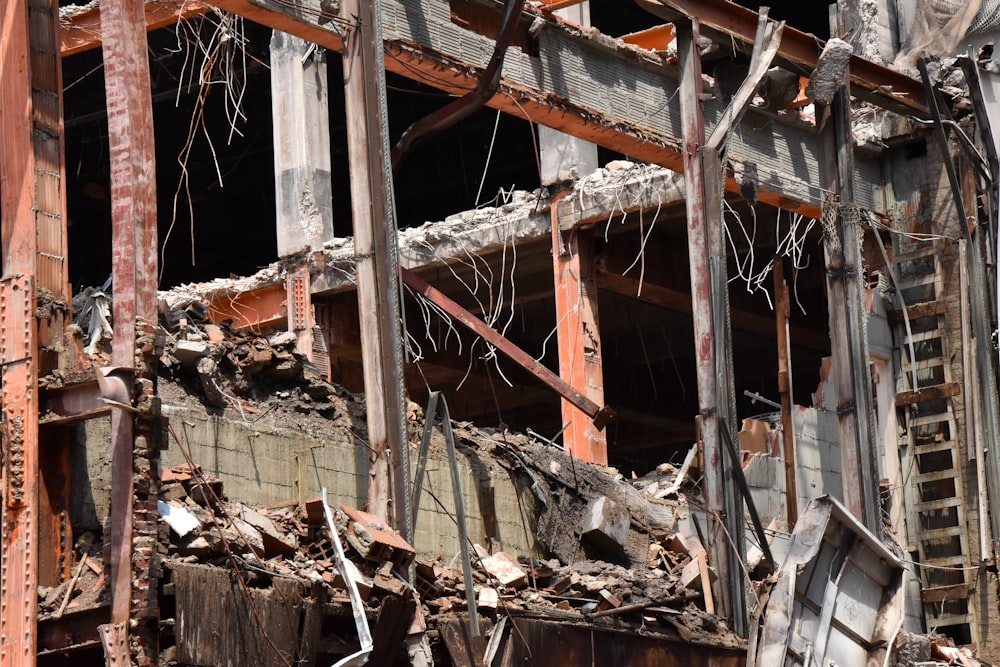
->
[390, 0, 527, 172]
[401, 267, 615, 428]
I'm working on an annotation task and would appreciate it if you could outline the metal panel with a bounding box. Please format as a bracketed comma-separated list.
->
[753, 496, 906, 667]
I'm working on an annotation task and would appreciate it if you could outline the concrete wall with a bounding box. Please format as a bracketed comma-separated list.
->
[77, 397, 538, 560]
[154, 401, 536, 560]
[792, 406, 844, 514]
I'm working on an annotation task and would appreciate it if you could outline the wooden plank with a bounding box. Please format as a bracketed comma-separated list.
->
[368, 595, 417, 665]
[173, 563, 306, 666]
[886, 299, 946, 325]
[439, 616, 494, 667]
[920, 584, 969, 604]
[895, 382, 961, 407]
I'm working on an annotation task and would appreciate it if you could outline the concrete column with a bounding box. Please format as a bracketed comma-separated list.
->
[538, 3, 598, 185]
[271, 31, 334, 256]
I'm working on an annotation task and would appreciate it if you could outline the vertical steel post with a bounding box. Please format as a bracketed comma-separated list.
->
[1, 0, 71, 660]
[100, 0, 160, 642]
[773, 257, 798, 527]
[815, 7, 880, 531]
[551, 197, 607, 465]
[341, 0, 411, 540]
[675, 20, 745, 634]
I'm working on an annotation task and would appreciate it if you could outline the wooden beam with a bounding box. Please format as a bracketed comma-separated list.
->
[552, 208, 607, 465]
[59, 0, 209, 56]
[895, 382, 962, 407]
[920, 584, 969, 604]
[887, 299, 946, 325]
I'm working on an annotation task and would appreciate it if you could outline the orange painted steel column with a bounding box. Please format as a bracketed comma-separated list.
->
[551, 197, 607, 465]
[101, 0, 160, 643]
[1, 0, 71, 660]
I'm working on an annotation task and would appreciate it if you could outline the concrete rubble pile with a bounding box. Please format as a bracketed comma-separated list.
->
[56, 282, 998, 666]
[152, 459, 741, 664]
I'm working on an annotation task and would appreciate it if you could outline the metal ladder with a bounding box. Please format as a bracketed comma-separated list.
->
[893, 245, 973, 639]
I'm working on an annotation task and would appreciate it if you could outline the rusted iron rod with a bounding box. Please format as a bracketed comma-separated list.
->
[400, 267, 615, 429]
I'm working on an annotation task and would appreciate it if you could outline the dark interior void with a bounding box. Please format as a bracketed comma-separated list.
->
[325, 202, 831, 474]
[60, 7, 834, 473]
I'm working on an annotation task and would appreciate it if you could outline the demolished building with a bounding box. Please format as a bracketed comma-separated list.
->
[3, 0, 1000, 664]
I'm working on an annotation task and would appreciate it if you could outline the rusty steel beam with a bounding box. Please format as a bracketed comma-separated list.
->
[635, 0, 928, 118]
[815, 11, 879, 531]
[401, 268, 615, 429]
[60, 0, 209, 56]
[1, 0, 74, 658]
[40, 381, 111, 426]
[551, 199, 607, 464]
[342, 0, 411, 537]
[208, 0, 863, 219]
[676, 19, 745, 634]
[101, 0, 160, 637]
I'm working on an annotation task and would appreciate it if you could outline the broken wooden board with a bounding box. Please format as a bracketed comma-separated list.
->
[173, 562, 312, 666]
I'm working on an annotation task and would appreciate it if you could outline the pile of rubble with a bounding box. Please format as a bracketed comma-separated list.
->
[153, 455, 740, 664]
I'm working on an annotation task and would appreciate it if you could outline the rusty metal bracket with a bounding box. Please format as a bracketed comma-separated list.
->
[97, 622, 130, 666]
[400, 267, 615, 429]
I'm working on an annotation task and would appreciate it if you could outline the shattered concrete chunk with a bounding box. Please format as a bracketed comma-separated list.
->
[806, 38, 853, 105]
[479, 552, 527, 589]
[174, 339, 209, 367]
[196, 357, 226, 407]
[581, 496, 630, 554]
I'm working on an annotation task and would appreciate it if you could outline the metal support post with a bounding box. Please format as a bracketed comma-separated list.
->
[341, 0, 411, 540]
[551, 198, 607, 465]
[676, 19, 745, 635]
[815, 7, 880, 531]
[101, 0, 161, 659]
